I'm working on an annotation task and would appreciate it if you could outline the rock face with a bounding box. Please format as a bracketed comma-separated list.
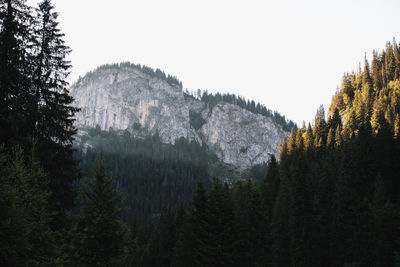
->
[70, 63, 289, 168]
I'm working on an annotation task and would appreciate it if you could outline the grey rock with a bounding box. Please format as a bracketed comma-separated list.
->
[70, 64, 289, 169]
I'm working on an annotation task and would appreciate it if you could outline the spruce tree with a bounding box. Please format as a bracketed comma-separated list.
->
[174, 181, 208, 267]
[0, 0, 33, 145]
[232, 181, 252, 267]
[74, 155, 127, 267]
[202, 179, 235, 267]
[271, 170, 292, 267]
[31, 0, 80, 229]
[0, 145, 59, 266]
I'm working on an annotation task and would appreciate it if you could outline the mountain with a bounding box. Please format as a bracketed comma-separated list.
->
[70, 62, 293, 169]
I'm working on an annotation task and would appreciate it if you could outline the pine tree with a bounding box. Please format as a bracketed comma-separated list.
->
[31, 0, 80, 229]
[173, 181, 208, 267]
[330, 160, 374, 267]
[326, 127, 334, 149]
[371, 175, 400, 267]
[287, 128, 297, 154]
[271, 170, 292, 267]
[0, 0, 33, 145]
[260, 154, 280, 221]
[362, 56, 373, 90]
[248, 186, 269, 266]
[157, 209, 176, 267]
[232, 181, 252, 267]
[0, 145, 59, 266]
[288, 157, 312, 267]
[173, 210, 196, 267]
[304, 123, 314, 151]
[371, 50, 383, 90]
[74, 155, 128, 267]
[125, 211, 146, 267]
[202, 179, 235, 267]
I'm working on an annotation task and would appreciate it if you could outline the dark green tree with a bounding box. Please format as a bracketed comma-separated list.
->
[31, 0, 80, 229]
[0, 145, 59, 266]
[74, 155, 128, 267]
[174, 181, 208, 267]
[0, 0, 33, 145]
[202, 179, 235, 267]
[271, 170, 292, 267]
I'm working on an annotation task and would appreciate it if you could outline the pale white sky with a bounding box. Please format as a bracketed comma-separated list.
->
[28, 0, 400, 124]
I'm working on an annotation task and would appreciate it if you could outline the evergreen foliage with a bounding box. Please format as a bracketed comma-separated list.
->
[190, 90, 297, 131]
[0, 146, 60, 266]
[2, 2, 400, 264]
[125, 40, 400, 267]
[0, 0, 80, 230]
[31, 0, 80, 228]
[73, 155, 128, 266]
[76, 131, 212, 224]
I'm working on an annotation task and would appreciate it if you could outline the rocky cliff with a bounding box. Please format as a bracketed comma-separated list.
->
[70, 63, 290, 168]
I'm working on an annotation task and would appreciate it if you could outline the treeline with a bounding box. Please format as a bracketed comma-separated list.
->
[185, 89, 297, 132]
[76, 61, 183, 89]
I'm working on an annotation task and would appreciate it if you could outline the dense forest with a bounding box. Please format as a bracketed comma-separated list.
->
[75, 127, 268, 225]
[1, 0, 400, 266]
[128, 41, 400, 267]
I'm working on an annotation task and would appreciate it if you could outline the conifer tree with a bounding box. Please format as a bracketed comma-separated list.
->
[173, 211, 195, 267]
[31, 0, 80, 228]
[295, 128, 304, 151]
[248, 186, 268, 266]
[304, 123, 314, 151]
[328, 108, 342, 131]
[202, 179, 235, 267]
[330, 161, 374, 267]
[371, 175, 400, 267]
[232, 181, 252, 267]
[371, 50, 383, 90]
[288, 157, 312, 267]
[74, 155, 127, 267]
[287, 128, 297, 154]
[334, 125, 342, 148]
[260, 154, 280, 220]
[174, 181, 209, 267]
[0, 0, 33, 145]
[326, 127, 334, 149]
[271, 171, 292, 267]
[0, 145, 59, 266]
[362, 56, 373, 90]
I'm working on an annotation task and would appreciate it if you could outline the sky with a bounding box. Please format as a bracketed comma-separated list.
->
[28, 0, 400, 124]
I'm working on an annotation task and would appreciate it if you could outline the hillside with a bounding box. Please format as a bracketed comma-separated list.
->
[70, 62, 294, 169]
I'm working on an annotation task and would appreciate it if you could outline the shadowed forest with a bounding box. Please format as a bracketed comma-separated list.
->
[1, 0, 400, 266]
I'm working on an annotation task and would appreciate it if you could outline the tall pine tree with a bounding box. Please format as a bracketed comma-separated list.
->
[31, 0, 80, 229]
[74, 155, 127, 267]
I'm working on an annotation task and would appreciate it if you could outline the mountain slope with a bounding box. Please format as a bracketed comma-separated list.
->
[70, 62, 292, 168]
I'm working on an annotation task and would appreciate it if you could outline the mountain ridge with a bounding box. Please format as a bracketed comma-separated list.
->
[70, 62, 294, 168]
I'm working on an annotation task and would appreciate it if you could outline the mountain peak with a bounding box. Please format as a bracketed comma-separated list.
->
[70, 62, 291, 168]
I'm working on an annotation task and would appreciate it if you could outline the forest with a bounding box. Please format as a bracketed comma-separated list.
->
[1, 0, 400, 266]
[75, 126, 269, 225]
[184, 89, 297, 132]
